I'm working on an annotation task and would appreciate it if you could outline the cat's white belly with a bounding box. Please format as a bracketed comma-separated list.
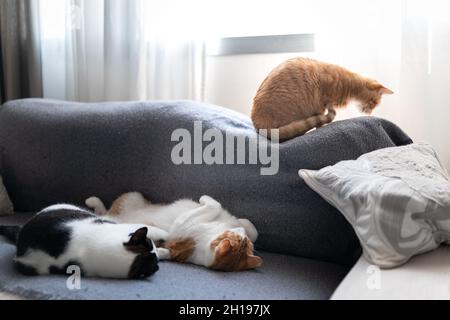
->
[187, 242, 215, 268]
[113, 200, 201, 232]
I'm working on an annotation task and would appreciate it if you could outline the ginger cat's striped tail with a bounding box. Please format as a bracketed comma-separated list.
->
[263, 109, 336, 141]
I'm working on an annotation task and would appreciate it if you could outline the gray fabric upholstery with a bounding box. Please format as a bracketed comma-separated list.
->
[0, 213, 347, 300]
[0, 244, 347, 300]
[0, 99, 413, 266]
[0, 175, 13, 215]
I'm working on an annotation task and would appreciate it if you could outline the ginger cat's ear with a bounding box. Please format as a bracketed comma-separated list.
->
[216, 239, 232, 256]
[246, 255, 263, 269]
[379, 86, 394, 95]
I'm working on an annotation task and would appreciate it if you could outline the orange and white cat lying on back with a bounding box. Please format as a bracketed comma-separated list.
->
[251, 57, 393, 141]
[85, 193, 262, 271]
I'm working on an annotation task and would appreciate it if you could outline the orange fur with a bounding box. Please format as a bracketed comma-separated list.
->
[251, 58, 393, 141]
[209, 231, 262, 271]
[164, 238, 196, 263]
[108, 194, 128, 216]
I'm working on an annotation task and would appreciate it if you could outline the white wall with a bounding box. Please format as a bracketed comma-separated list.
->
[204, 53, 314, 115]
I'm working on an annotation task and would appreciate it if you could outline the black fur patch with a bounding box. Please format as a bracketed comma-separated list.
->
[154, 239, 166, 247]
[49, 260, 84, 275]
[125, 228, 159, 278]
[93, 218, 115, 224]
[128, 253, 159, 279]
[14, 261, 38, 276]
[0, 225, 21, 243]
[16, 209, 95, 258]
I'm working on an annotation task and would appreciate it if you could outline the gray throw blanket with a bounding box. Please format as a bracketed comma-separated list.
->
[0, 99, 412, 265]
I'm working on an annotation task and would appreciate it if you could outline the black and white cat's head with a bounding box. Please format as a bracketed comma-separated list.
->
[124, 227, 159, 278]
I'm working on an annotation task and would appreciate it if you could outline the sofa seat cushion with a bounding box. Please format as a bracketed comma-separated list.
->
[0, 213, 348, 300]
[0, 242, 349, 300]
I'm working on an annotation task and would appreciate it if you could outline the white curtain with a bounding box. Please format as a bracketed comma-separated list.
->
[39, 0, 204, 102]
[309, 0, 450, 170]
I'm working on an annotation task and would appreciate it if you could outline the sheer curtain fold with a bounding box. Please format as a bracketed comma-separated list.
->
[40, 0, 205, 102]
[0, 0, 43, 103]
[302, 0, 450, 169]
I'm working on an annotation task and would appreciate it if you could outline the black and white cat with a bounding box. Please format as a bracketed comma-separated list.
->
[0, 204, 167, 279]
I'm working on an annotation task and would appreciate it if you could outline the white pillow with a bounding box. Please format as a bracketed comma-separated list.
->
[0, 175, 13, 216]
[299, 143, 450, 268]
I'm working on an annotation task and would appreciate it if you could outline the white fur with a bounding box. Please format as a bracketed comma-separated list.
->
[40, 204, 84, 213]
[86, 193, 259, 268]
[237, 219, 259, 242]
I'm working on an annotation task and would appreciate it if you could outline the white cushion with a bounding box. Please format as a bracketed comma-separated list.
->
[299, 143, 450, 268]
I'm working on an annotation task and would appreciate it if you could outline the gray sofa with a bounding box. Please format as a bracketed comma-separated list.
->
[0, 99, 412, 299]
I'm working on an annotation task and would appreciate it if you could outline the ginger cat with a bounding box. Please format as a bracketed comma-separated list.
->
[251, 58, 393, 141]
[86, 193, 262, 272]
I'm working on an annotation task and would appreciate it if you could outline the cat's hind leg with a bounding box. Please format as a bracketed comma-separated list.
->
[315, 107, 336, 128]
[199, 195, 222, 209]
[169, 196, 223, 229]
[85, 197, 107, 215]
[173, 202, 221, 227]
[109, 192, 150, 215]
